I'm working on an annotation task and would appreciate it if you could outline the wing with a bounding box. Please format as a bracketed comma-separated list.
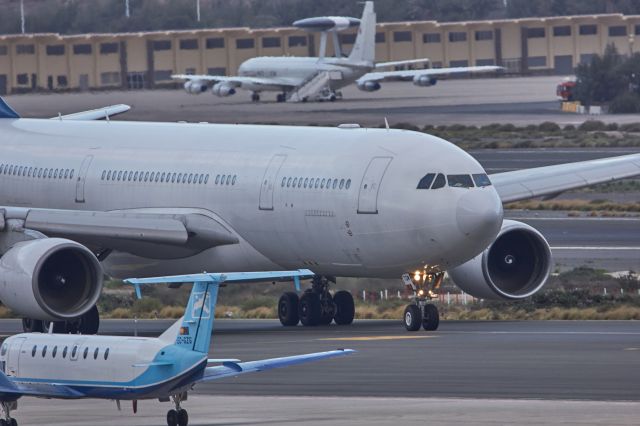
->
[0, 371, 84, 399]
[359, 65, 503, 83]
[51, 104, 131, 121]
[374, 58, 431, 69]
[196, 349, 354, 383]
[172, 74, 299, 88]
[490, 153, 640, 203]
[0, 207, 239, 259]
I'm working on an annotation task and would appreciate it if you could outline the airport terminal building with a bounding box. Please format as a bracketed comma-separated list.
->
[1, 13, 639, 94]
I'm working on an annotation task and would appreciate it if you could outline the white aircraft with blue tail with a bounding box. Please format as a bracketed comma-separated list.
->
[0, 269, 353, 426]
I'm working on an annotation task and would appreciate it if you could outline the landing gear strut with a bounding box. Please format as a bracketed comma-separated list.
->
[277, 276, 354, 327]
[167, 393, 188, 426]
[276, 93, 287, 102]
[22, 305, 100, 334]
[0, 401, 18, 426]
[250, 92, 260, 102]
[402, 270, 443, 332]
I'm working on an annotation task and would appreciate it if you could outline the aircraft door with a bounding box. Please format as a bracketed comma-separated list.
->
[5, 337, 27, 376]
[357, 156, 392, 214]
[75, 154, 94, 203]
[259, 154, 287, 210]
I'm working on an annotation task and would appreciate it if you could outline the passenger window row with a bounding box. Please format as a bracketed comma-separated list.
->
[31, 344, 110, 361]
[281, 176, 352, 190]
[416, 173, 492, 189]
[0, 164, 75, 180]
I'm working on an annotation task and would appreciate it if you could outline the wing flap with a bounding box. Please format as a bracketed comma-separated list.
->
[51, 104, 131, 121]
[491, 153, 640, 203]
[359, 65, 503, 83]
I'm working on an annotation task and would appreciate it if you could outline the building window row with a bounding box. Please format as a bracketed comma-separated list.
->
[0, 164, 74, 180]
[31, 344, 109, 360]
[281, 176, 352, 191]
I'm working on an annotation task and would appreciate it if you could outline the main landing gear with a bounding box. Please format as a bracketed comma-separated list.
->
[276, 92, 288, 103]
[0, 401, 18, 426]
[278, 276, 354, 327]
[402, 270, 444, 332]
[21, 305, 100, 334]
[250, 92, 260, 102]
[166, 393, 189, 426]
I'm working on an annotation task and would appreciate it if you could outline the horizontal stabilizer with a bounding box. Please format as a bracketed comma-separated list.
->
[0, 97, 19, 119]
[132, 361, 174, 367]
[208, 358, 241, 364]
[51, 104, 131, 121]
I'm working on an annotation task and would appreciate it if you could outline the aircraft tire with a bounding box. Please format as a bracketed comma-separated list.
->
[167, 409, 178, 426]
[333, 291, 355, 325]
[22, 318, 44, 333]
[0, 418, 7, 426]
[9, 419, 16, 426]
[177, 409, 188, 426]
[403, 305, 421, 332]
[78, 305, 100, 334]
[278, 292, 299, 326]
[422, 304, 440, 331]
[298, 291, 321, 326]
[319, 293, 334, 325]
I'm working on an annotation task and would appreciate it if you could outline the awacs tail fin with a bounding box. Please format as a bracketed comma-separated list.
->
[348, 1, 376, 64]
[0, 97, 19, 119]
[125, 270, 314, 354]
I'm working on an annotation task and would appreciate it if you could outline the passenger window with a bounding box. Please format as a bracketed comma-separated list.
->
[197, 174, 202, 184]
[346, 179, 351, 189]
[161, 172, 166, 182]
[101, 170, 106, 180]
[417, 173, 435, 189]
[106, 171, 111, 181]
[32, 346, 37, 357]
[118, 171, 124, 181]
[204, 174, 209, 184]
[144, 172, 150, 182]
[72, 346, 78, 358]
[83, 347, 88, 359]
[150, 172, 155, 182]
[339, 179, 345, 189]
[62, 346, 67, 358]
[70, 170, 74, 179]
[287, 177, 292, 187]
[49, 169, 53, 178]
[42, 345, 47, 357]
[431, 173, 446, 189]
[303, 178, 309, 188]
[54, 169, 58, 179]
[214, 174, 219, 184]
[43, 168, 47, 177]
[104, 348, 109, 360]
[332, 179, 338, 189]
[226, 175, 231, 185]
[0, 165, 3, 173]
[128, 171, 133, 181]
[447, 174, 474, 188]
[155, 172, 160, 182]
[472, 173, 492, 187]
[29, 167, 33, 177]
[172, 173, 177, 183]
[133, 171, 138, 181]
[18, 166, 23, 175]
[298, 177, 303, 188]
[64, 169, 69, 179]
[321, 178, 326, 189]
[52, 346, 57, 358]
[93, 347, 99, 360]
[188, 174, 193, 184]
[38, 169, 43, 178]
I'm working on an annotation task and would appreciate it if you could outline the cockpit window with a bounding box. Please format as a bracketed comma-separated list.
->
[431, 173, 446, 189]
[472, 173, 492, 187]
[447, 174, 474, 188]
[416, 173, 435, 189]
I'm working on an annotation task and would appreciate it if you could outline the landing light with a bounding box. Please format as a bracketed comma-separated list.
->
[418, 289, 425, 296]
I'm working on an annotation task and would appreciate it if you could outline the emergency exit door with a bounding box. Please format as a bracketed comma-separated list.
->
[259, 154, 287, 210]
[357, 157, 392, 214]
[75, 155, 94, 203]
[5, 337, 26, 376]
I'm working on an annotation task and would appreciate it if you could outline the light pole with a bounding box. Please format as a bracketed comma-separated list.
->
[125, 0, 130, 18]
[196, 0, 201, 22]
[20, 0, 25, 34]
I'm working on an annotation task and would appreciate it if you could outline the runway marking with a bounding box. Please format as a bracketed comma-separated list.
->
[317, 336, 436, 341]
[552, 246, 640, 250]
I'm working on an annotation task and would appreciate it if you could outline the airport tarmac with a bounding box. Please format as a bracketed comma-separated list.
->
[7, 76, 640, 126]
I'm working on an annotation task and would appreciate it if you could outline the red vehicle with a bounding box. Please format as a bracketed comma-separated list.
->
[557, 79, 576, 101]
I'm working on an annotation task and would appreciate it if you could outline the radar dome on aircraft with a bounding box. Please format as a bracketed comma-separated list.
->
[293, 16, 361, 33]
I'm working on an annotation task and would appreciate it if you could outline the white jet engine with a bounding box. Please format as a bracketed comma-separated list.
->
[413, 75, 437, 87]
[0, 238, 103, 321]
[184, 80, 207, 94]
[356, 80, 381, 92]
[212, 82, 236, 97]
[448, 220, 552, 300]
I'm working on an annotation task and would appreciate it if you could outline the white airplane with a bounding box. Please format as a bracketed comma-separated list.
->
[172, 1, 502, 102]
[0, 269, 353, 426]
[0, 96, 639, 334]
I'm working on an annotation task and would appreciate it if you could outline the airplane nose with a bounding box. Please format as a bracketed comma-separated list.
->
[456, 189, 503, 241]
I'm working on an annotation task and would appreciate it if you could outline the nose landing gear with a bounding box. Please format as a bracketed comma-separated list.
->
[0, 401, 18, 426]
[402, 270, 444, 332]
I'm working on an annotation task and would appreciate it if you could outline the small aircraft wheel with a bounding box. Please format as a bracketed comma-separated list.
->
[422, 304, 440, 331]
[404, 305, 422, 332]
[278, 292, 299, 326]
[333, 291, 355, 325]
[167, 409, 178, 426]
[22, 318, 43, 333]
[298, 291, 321, 326]
[177, 409, 188, 426]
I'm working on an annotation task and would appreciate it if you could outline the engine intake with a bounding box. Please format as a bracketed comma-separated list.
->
[356, 80, 381, 92]
[0, 238, 103, 320]
[448, 220, 551, 300]
[212, 82, 236, 97]
[184, 81, 207, 94]
[413, 75, 437, 87]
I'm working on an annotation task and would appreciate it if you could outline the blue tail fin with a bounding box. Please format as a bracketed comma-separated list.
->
[176, 281, 219, 353]
[0, 97, 19, 119]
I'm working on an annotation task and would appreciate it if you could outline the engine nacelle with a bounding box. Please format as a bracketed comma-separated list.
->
[183, 80, 207, 94]
[356, 80, 381, 92]
[413, 75, 437, 87]
[448, 220, 552, 300]
[0, 238, 103, 320]
[212, 82, 236, 97]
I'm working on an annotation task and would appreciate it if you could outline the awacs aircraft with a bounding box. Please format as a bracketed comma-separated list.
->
[172, 1, 502, 102]
[1, 96, 640, 332]
[0, 269, 353, 426]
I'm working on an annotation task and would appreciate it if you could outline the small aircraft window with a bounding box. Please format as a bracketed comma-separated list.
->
[346, 179, 352, 189]
[172, 173, 177, 183]
[64, 169, 69, 179]
[104, 348, 109, 360]
[72, 346, 78, 358]
[447, 174, 474, 188]
[118, 171, 123, 181]
[214, 174, 219, 184]
[52, 346, 57, 358]
[0, 343, 7, 356]
[70, 169, 74, 179]
[339, 179, 345, 189]
[303, 178, 309, 188]
[292, 177, 298, 187]
[18, 166, 23, 175]
[232, 175, 236, 185]
[287, 177, 292, 188]
[150, 172, 155, 182]
[38, 169, 43, 178]
[42, 168, 47, 177]
[188, 174, 193, 184]
[62, 346, 67, 359]
[106, 171, 111, 181]
[93, 347, 99, 360]
[0, 165, 4, 173]
[198, 174, 204, 184]
[144, 172, 150, 182]
[29, 167, 34, 177]
[133, 171, 139, 181]
[472, 173, 492, 187]
[320, 178, 326, 189]
[431, 173, 446, 189]
[128, 171, 134, 181]
[32, 346, 37, 357]
[417, 173, 435, 189]
[332, 179, 338, 190]
[48, 169, 54, 178]
[54, 169, 59, 179]
[204, 174, 210, 184]
[83, 347, 88, 359]
[281, 177, 286, 187]
[101, 170, 106, 180]
[155, 172, 160, 182]
[313, 178, 319, 189]
[182, 174, 188, 184]
[42, 345, 47, 357]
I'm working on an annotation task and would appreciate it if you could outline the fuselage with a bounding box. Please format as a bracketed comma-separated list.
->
[0, 118, 503, 279]
[238, 56, 368, 92]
